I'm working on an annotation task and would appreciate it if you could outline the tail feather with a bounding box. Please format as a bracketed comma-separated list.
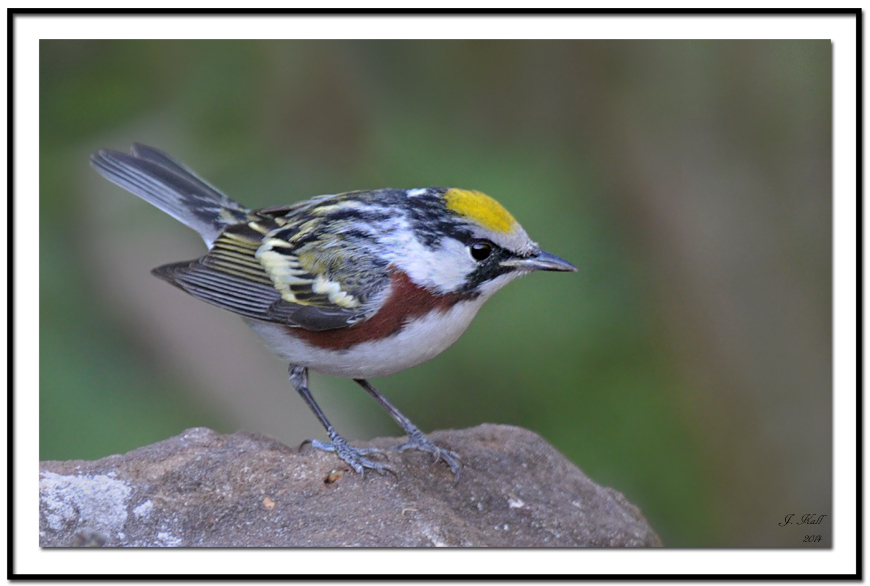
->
[90, 145, 248, 247]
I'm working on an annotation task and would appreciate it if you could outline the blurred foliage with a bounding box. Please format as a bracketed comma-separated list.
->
[39, 39, 831, 547]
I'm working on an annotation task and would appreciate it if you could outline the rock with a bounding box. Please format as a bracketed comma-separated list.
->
[39, 424, 661, 547]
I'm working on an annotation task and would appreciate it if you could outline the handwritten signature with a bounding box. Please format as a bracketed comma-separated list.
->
[779, 514, 827, 527]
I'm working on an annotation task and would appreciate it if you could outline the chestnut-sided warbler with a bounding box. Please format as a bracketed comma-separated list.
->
[91, 144, 576, 479]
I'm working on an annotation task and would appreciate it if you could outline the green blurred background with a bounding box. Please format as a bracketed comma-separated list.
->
[39, 39, 831, 547]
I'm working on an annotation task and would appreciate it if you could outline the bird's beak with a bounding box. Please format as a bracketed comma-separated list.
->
[501, 249, 577, 272]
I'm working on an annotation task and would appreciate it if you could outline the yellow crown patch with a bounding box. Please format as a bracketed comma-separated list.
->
[444, 188, 517, 234]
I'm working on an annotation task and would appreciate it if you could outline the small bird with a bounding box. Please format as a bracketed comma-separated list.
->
[91, 144, 576, 479]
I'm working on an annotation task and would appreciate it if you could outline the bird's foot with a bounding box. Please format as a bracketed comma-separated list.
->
[308, 437, 394, 477]
[392, 430, 462, 481]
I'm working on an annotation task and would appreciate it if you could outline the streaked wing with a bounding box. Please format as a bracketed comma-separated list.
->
[152, 213, 388, 331]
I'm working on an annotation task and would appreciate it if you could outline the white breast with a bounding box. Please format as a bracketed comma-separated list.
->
[245, 295, 489, 379]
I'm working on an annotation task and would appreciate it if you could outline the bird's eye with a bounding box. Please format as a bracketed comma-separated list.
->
[469, 241, 492, 261]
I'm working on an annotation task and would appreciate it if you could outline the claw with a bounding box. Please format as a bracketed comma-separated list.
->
[310, 439, 385, 457]
[392, 431, 462, 482]
[309, 437, 394, 477]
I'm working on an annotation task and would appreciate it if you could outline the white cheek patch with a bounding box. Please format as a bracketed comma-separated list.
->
[376, 219, 476, 294]
[389, 236, 474, 293]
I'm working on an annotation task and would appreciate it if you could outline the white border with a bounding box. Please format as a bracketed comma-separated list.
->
[14, 11, 858, 577]
[12, 13, 862, 40]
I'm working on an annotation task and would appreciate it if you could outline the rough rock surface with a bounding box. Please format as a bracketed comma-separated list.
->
[39, 424, 661, 547]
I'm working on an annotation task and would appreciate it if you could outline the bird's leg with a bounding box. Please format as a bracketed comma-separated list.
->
[289, 365, 392, 476]
[354, 378, 461, 481]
